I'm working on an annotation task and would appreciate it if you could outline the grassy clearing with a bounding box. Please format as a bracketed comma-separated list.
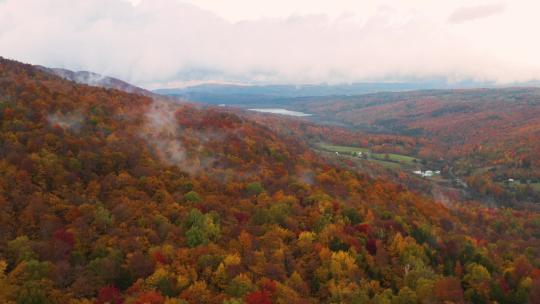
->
[317, 143, 369, 154]
[371, 159, 403, 169]
[472, 166, 496, 175]
[387, 153, 418, 165]
[501, 181, 540, 192]
[316, 143, 419, 166]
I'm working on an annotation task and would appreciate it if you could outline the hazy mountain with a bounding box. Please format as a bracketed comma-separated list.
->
[153, 80, 503, 105]
[153, 80, 540, 109]
[36, 66, 166, 99]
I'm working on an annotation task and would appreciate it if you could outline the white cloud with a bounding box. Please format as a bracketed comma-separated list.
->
[448, 3, 506, 24]
[0, 0, 539, 88]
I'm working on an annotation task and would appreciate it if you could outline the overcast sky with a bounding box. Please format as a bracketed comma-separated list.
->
[1, 0, 539, 88]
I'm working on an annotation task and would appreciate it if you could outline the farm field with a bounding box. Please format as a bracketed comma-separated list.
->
[501, 181, 540, 192]
[316, 143, 420, 167]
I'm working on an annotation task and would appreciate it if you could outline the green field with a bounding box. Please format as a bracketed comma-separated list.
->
[317, 143, 369, 154]
[371, 159, 403, 169]
[501, 181, 540, 192]
[317, 143, 419, 166]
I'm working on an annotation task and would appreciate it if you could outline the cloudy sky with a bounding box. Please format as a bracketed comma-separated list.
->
[0, 0, 539, 88]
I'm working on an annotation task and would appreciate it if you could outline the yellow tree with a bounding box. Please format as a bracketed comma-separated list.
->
[0, 260, 16, 303]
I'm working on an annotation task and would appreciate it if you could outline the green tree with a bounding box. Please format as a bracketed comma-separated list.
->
[17, 281, 51, 304]
[7, 236, 35, 265]
[93, 206, 113, 231]
[246, 182, 264, 196]
[184, 191, 201, 203]
[184, 209, 221, 247]
[186, 226, 207, 248]
[394, 287, 417, 304]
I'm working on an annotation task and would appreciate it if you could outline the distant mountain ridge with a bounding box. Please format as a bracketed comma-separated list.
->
[154, 80, 490, 97]
[154, 80, 540, 107]
[36, 66, 174, 101]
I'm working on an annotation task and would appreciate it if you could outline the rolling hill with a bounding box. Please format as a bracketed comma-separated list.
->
[0, 57, 539, 303]
[153, 80, 501, 107]
[283, 89, 540, 204]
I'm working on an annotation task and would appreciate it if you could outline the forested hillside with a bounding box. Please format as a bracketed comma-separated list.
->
[1, 58, 540, 303]
[283, 89, 540, 205]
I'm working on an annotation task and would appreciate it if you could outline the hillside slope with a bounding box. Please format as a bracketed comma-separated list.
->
[36, 66, 180, 103]
[294, 89, 540, 145]
[0, 58, 539, 303]
[287, 89, 540, 203]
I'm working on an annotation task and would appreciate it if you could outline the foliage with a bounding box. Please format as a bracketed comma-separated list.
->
[0, 57, 538, 303]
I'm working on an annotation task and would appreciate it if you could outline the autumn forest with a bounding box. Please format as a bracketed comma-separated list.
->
[0, 54, 539, 304]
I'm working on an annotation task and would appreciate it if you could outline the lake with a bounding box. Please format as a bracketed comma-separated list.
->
[248, 108, 312, 117]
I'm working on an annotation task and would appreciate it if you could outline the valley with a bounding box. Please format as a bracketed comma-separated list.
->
[313, 143, 472, 202]
[166, 86, 540, 207]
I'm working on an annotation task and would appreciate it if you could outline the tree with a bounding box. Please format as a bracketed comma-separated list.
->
[342, 207, 362, 225]
[245, 290, 271, 304]
[96, 286, 122, 304]
[184, 209, 220, 247]
[0, 260, 15, 303]
[226, 274, 254, 298]
[394, 287, 417, 304]
[329, 251, 359, 281]
[415, 278, 435, 303]
[134, 291, 165, 304]
[246, 182, 264, 196]
[16, 281, 51, 304]
[186, 226, 207, 248]
[464, 263, 491, 300]
[127, 251, 156, 280]
[434, 277, 464, 303]
[184, 191, 201, 203]
[180, 281, 211, 303]
[7, 236, 35, 264]
[93, 206, 113, 231]
[530, 278, 540, 304]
